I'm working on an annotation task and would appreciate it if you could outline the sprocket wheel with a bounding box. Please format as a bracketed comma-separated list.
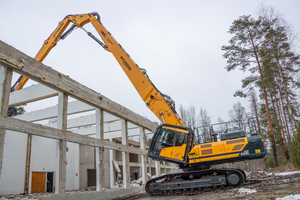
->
[226, 172, 241, 186]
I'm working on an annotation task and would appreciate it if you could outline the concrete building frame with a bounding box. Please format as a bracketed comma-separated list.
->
[0, 40, 178, 195]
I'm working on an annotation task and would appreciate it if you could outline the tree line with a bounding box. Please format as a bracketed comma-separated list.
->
[179, 102, 248, 140]
[221, 4, 300, 168]
[181, 5, 300, 168]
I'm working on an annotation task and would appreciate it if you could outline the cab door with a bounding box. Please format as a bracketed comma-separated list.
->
[148, 124, 193, 164]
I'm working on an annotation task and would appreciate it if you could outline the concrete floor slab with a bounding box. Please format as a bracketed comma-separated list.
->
[43, 187, 144, 200]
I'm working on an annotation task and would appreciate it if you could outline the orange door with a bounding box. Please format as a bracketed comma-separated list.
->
[31, 172, 46, 193]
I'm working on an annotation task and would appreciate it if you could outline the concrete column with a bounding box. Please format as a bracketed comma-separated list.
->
[148, 157, 151, 176]
[139, 127, 147, 185]
[121, 120, 130, 188]
[162, 161, 166, 174]
[155, 161, 161, 177]
[74, 142, 80, 189]
[23, 134, 32, 194]
[0, 65, 12, 178]
[109, 138, 114, 188]
[55, 92, 68, 194]
[59, 138, 67, 194]
[55, 141, 60, 193]
[95, 109, 104, 191]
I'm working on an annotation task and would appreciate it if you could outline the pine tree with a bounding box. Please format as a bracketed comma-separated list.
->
[222, 15, 279, 166]
[258, 4, 300, 141]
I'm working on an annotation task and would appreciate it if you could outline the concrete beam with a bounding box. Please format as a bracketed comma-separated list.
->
[116, 161, 177, 169]
[0, 115, 147, 155]
[13, 98, 116, 123]
[47, 114, 97, 129]
[13, 99, 96, 122]
[0, 40, 157, 132]
[72, 124, 153, 138]
[9, 84, 57, 107]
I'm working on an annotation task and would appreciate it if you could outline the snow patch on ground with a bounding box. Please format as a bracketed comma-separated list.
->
[267, 171, 300, 176]
[238, 188, 257, 194]
[276, 194, 300, 200]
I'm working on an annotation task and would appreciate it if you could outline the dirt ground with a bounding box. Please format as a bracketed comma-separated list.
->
[138, 171, 300, 200]
[1, 171, 300, 200]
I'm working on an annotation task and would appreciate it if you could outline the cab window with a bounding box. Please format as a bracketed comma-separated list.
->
[175, 133, 185, 146]
[159, 130, 174, 145]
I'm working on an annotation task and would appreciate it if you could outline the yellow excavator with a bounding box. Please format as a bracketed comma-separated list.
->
[11, 12, 266, 196]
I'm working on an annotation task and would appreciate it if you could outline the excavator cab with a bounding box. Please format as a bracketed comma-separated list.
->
[148, 124, 194, 165]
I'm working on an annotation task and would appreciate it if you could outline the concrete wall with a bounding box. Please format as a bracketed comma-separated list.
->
[0, 132, 179, 195]
[0, 131, 27, 195]
[30, 136, 57, 171]
[29, 136, 57, 194]
[79, 145, 113, 189]
[0, 133, 80, 195]
[65, 142, 79, 190]
[116, 150, 122, 162]
[29, 136, 79, 193]
[0, 131, 178, 195]
[79, 145, 94, 189]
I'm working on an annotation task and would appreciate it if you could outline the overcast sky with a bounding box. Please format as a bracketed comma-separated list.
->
[1, 0, 299, 124]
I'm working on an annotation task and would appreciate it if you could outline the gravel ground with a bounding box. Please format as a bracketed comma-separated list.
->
[1, 171, 299, 200]
[138, 171, 300, 200]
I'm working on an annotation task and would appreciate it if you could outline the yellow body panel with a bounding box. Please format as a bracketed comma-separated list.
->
[188, 137, 248, 164]
[159, 144, 186, 161]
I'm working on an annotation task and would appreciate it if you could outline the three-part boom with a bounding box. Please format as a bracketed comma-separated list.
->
[11, 12, 185, 127]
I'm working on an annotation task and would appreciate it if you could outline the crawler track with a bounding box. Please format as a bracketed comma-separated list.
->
[145, 168, 246, 196]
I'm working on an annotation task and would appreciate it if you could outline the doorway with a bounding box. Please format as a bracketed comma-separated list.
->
[31, 172, 54, 193]
[87, 169, 96, 187]
[46, 172, 54, 192]
[31, 172, 46, 193]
